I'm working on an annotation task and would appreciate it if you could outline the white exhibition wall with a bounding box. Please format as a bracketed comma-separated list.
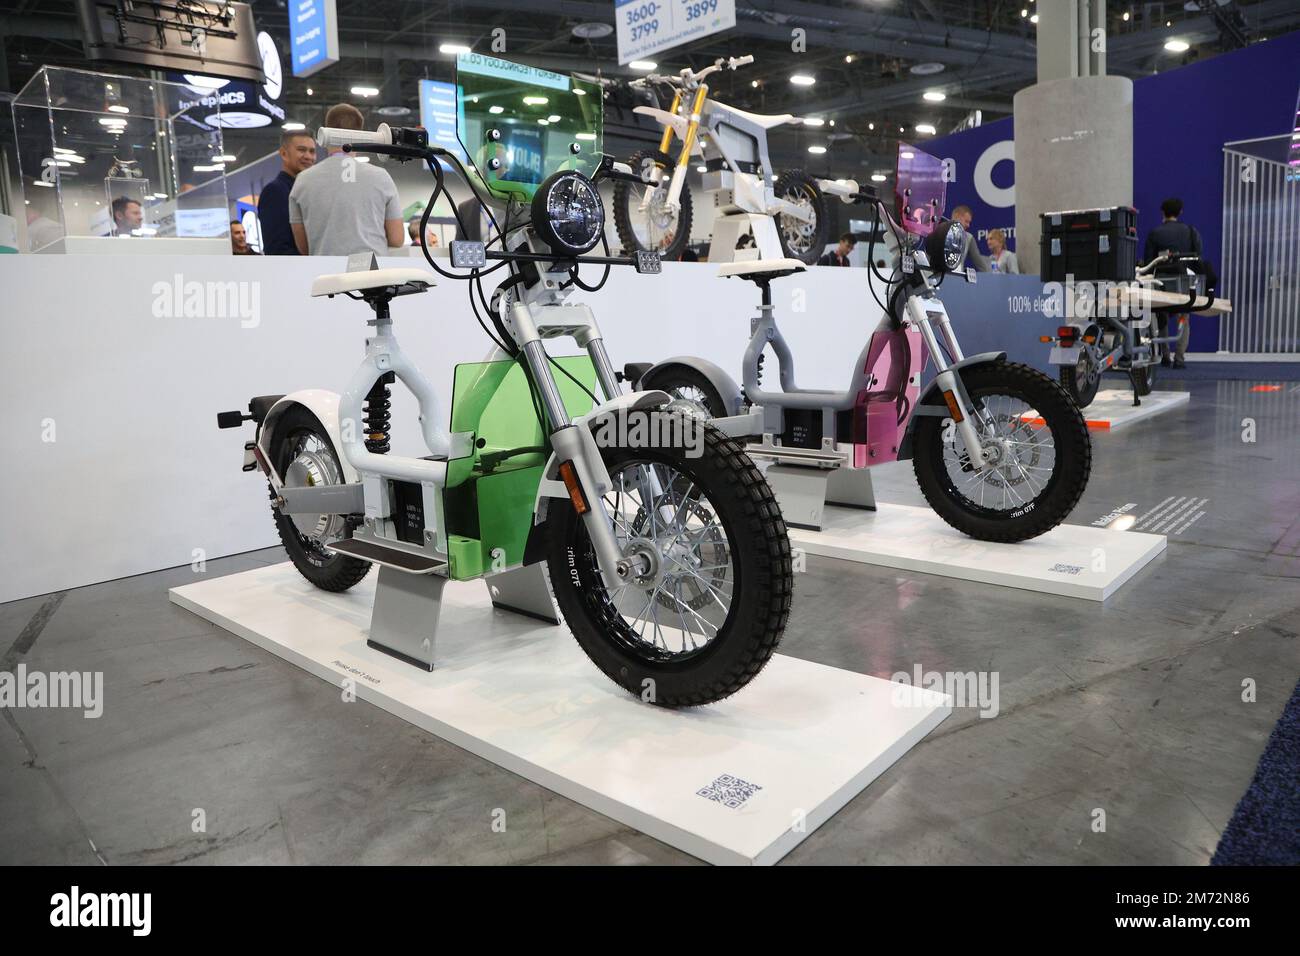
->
[1, 254, 894, 604]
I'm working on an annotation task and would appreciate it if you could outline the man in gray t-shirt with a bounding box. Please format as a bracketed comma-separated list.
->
[289, 103, 404, 257]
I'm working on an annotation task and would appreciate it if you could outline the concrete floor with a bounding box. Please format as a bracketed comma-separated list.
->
[3, 376, 1298, 865]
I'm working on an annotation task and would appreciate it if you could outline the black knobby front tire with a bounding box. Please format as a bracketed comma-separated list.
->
[545, 416, 792, 707]
[641, 365, 729, 419]
[612, 149, 693, 261]
[912, 361, 1092, 542]
[773, 169, 829, 265]
[267, 406, 372, 592]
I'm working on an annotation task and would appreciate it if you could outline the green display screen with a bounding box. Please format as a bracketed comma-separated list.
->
[455, 53, 603, 203]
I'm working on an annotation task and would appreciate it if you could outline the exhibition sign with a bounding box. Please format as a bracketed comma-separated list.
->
[419, 79, 467, 162]
[290, 0, 340, 78]
[614, 0, 736, 65]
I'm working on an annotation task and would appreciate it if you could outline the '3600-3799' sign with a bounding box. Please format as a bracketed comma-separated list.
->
[615, 0, 736, 65]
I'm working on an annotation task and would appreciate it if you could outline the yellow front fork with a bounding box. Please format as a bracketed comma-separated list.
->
[677, 85, 709, 169]
[657, 90, 681, 157]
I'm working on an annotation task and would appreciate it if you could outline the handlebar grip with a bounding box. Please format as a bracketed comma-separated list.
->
[316, 124, 393, 149]
[730, 55, 755, 67]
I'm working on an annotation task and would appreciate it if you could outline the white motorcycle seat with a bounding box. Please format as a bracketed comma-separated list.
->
[709, 101, 795, 130]
[716, 258, 807, 281]
[311, 268, 434, 297]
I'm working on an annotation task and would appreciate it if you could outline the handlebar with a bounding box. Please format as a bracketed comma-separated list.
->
[632, 54, 755, 89]
[317, 124, 395, 149]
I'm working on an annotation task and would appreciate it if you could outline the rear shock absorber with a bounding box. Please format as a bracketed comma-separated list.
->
[363, 372, 395, 454]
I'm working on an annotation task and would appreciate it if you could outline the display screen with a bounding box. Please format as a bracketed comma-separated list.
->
[895, 142, 947, 237]
[455, 53, 602, 202]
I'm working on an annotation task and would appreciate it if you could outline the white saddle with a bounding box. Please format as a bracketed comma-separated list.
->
[716, 258, 807, 280]
[709, 101, 795, 130]
[311, 267, 435, 297]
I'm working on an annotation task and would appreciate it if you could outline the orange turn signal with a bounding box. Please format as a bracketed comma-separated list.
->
[942, 389, 964, 423]
[1039, 335, 1053, 343]
[557, 460, 589, 515]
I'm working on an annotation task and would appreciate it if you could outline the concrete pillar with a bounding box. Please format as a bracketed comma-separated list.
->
[1037, 0, 1079, 83]
[1013, 75, 1133, 275]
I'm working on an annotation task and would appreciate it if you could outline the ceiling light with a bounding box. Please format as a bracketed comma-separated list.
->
[282, 121, 306, 131]
[1030, 13, 1039, 23]
[439, 43, 471, 55]
[32, 180, 54, 187]
[192, 163, 225, 172]
[489, 105, 505, 114]
[306, 88, 314, 96]
[538, 119, 549, 126]
[803, 117, 825, 127]
[107, 104, 129, 114]
[213, 154, 236, 163]
[523, 95, 548, 105]
[576, 132, 597, 140]
[1122, 11, 1130, 21]
[923, 90, 946, 102]
[829, 119, 835, 127]
[573, 88, 587, 95]
[355, 156, 371, 163]
[351, 86, 379, 97]
[845, 54, 855, 63]
[572, 22, 613, 39]
[697, 165, 706, 172]
[808, 145, 827, 154]
[547, 114, 561, 122]
[901, 151, 915, 159]
[909, 62, 945, 76]
[97, 117, 126, 126]
[790, 74, 816, 86]
[915, 123, 936, 135]
[1164, 39, 1190, 53]
[871, 173, 887, 183]
[629, 60, 657, 71]
[751, 80, 759, 88]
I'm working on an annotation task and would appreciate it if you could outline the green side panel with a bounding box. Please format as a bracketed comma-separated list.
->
[444, 355, 597, 580]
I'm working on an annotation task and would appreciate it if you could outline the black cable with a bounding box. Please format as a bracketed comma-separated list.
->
[567, 233, 614, 293]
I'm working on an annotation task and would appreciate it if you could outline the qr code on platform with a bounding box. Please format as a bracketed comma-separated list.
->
[696, 773, 762, 809]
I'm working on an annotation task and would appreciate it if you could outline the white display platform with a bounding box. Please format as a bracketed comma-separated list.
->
[1079, 388, 1190, 431]
[170, 562, 952, 866]
[790, 504, 1165, 601]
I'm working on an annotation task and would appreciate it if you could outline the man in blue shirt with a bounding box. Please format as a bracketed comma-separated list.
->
[1143, 197, 1202, 368]
[258, 130, 316, 255]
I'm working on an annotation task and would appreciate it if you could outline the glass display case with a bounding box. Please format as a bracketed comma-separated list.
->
[12, 67, 232, 253]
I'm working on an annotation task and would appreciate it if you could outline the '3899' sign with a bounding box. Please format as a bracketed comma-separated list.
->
[615, 0, 736, 65]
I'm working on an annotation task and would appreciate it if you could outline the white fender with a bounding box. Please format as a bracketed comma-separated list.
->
[256, 389, 360, 484]
[633, 105, 690, 142]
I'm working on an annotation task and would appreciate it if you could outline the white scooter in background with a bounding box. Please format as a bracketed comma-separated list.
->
[614, 55, 835, 265]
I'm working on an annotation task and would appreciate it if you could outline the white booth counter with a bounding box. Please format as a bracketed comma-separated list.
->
[0, 254, 1054, 603]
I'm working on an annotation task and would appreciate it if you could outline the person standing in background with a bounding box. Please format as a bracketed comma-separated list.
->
[950, 205, 989, 272]
[290, 104, 405, 257]
[986, 229, 1018, 274]
[230, 220, 259, 255]
[257, 129, 317, 255]
[817, 232, 857, 266]
[1143, 197, 1201, 369]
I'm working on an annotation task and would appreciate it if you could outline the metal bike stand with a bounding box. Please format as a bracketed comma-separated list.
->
[367, 565, 449, 671]
[366, 563, 559, 671]
[485, 563, 560, 624]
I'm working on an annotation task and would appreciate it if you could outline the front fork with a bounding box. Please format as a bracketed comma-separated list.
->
[513, 308, 641, 588]
[907, 296, 994, 470]
[641, 87, 706, 216]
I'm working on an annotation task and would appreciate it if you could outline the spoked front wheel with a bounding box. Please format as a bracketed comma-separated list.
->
[612, 149, 692, 261]
[546, 414, 792, 706]
[912, 361, 1092, 542]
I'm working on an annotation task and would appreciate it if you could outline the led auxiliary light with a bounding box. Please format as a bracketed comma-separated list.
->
[532, 170, 605, 256]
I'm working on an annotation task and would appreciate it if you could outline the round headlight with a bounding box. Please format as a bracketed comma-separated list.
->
[532, 170, 605, 255]
[924, 218, 966, 273]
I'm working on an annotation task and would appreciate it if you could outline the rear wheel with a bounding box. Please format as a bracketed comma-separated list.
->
[641, 365, 729, 420]
[267, 406, 371, 592]
[1059, 347, 1102, 408]
[546, 415, 792, 707]
[613, 149, 692, 261]
[773, 169, 829, 265]
[912, 361, 1091, 542]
